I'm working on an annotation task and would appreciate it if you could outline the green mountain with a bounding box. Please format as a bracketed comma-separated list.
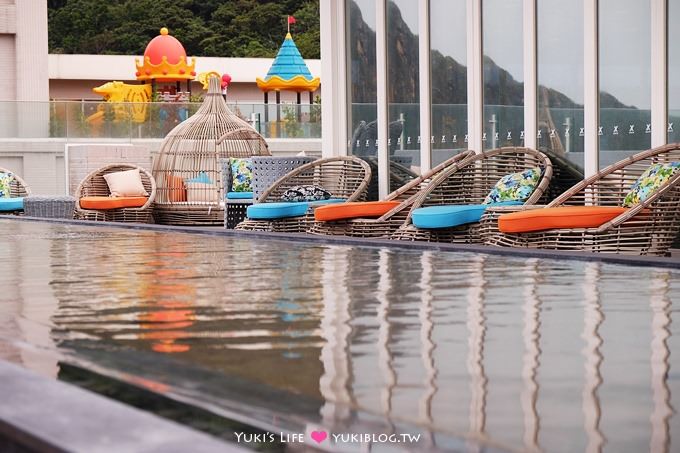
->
[47, 0, 320, 59]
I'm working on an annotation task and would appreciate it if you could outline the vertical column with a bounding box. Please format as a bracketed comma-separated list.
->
[15, 0, 48, 101]
[467, 0, 483, 153]
[418, 0, 432, 172]
[376, 0, 390, 199]
[523, 0, 537, 149]
[16, 0, 49, 138]
[651, 0, 668, 148]
[583, 0, 599, 177]
[320, 0, 348, 157]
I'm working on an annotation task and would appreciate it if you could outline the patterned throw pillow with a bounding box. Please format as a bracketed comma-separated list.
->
[230, 158, 253, 192]
[281, 185, 332, 202]
[622, 161, 680, 207]
[0, 172, 15, 199]
[483, 167, 542, 205]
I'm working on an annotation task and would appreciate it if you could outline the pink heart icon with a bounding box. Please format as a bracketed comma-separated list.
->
[310, 430, 328, 443]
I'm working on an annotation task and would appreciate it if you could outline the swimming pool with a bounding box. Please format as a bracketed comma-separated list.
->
[0, 219, 678, 452]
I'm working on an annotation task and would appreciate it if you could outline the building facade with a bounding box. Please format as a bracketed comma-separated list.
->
[320, 0, 680, 198]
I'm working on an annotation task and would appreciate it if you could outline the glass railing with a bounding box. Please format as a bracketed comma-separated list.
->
[0, 101, 322, 140]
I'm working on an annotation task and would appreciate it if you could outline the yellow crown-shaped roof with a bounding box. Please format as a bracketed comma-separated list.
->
[135, 55, 197, 82]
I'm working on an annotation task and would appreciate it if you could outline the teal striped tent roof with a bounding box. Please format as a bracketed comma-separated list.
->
[263, 33, 314, 81]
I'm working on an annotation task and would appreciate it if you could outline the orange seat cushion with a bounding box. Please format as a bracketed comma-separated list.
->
[314, 201, 402, 222]
[166, 175, 187, 202]
[498, 206, 629, 233]
[80, 196, 148, 210]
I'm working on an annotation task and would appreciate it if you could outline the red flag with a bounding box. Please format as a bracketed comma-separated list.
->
[288, 16, 296, 24]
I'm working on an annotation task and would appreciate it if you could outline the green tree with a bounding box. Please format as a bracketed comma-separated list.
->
[48, 0, 320, 59]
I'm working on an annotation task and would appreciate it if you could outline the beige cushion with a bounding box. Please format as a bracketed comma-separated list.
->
[186, 182, 218, 202]
[103, 169, 148, 197]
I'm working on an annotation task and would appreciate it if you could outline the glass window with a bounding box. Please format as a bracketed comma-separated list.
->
[599, 0, 651, 167]
[346, 0, 377, 157]
[537, 0, 584, 172]
[430, 0, 467, 166]
[482, 0, 523, 150]
[386, 0, 420, 191]
[669, 0, 680, 143]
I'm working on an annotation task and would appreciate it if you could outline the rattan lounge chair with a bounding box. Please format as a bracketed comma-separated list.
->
[480, 144, 680, 256]
[0, 166, 30, 214]
[362, 156, 419, 201]
[235, 156, 371, 232]
[74, 163, 156, 223]
[308, 151, 474, 237]
[390, 147, 553, 243]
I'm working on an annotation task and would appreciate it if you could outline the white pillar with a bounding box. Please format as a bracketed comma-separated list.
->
[320, 0, 347, 158]
[651, 0, 668, 148]
[376, 0, 390, 199]
[467, 0, 483, 153]
[15, 0, 48, 101]
[523, 0, 537, 149]
[583, 0, 599, 177]
[418, 0, 432, 172]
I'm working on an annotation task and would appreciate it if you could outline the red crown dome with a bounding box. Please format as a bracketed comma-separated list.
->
[135, 27, 196, 82]
[144, 27, 186, 64]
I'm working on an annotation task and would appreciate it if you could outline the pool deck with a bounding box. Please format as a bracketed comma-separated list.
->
[0, 360, 241, 452]
[6, 216, 680, 270]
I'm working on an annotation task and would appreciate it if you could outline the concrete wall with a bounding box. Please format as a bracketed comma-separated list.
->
[48, 54, 321, 103]
[66, 144, 152, 196]
[0, 139, 65, 195]
[0, 1, 48, 102]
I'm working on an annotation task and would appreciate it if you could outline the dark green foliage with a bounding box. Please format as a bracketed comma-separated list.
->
[48, 0, 320, 59]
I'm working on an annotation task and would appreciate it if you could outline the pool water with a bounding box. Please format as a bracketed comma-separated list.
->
[0, 220, 678, 452]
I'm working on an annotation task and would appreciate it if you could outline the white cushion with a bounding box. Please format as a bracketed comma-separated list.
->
[103, 169, 148, 197]
[186, 182, 218, 202]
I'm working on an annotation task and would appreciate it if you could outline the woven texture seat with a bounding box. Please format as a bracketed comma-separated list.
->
[480, 143, 680, 256]
[308, 151, 474, 237]
[0, 167, 30, 215]
[235, 156, 371, 232]
[74, 164, 156, 223]
[391, 147, 553, 243]
[152, 77, 270, 226]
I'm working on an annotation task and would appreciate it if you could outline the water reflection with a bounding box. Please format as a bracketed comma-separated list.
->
[649, 271, 674, 453]
[0, 221, 678, 453]
[521, 259, 541, 452]
[581, 262, 606, 453]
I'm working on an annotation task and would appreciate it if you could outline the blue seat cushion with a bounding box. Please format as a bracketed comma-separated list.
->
[412, 201, 523, 229]
[0, 197, 24, 212]
[247, 199, 345, 220]
[227, 191, 253, 200]
[247, 202, 310, 219]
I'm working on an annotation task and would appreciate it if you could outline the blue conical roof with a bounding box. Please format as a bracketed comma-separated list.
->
[264, 33, 314, 81]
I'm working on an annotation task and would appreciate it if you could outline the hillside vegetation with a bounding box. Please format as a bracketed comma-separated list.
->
[48, 0, 320, 59]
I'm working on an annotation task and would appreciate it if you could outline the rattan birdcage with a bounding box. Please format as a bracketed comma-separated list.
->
[152, 76, 270, 225]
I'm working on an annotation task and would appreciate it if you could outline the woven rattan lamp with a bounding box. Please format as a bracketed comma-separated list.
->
[152, 76, 270, 225]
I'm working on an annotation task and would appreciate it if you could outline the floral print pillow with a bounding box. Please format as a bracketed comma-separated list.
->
[483, 167, 542, 205]
[281, 185, 332, 202]
[0, 172, 14, 198]
[622, 162, 680, 207]
[230, 158, 253, 192]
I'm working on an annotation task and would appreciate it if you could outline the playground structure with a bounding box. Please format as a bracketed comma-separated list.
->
[87, 28, 229, 127]
[256, 24, 320, 136]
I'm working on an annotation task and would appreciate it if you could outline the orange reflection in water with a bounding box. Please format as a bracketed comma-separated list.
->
[137, 245, 196, 354]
